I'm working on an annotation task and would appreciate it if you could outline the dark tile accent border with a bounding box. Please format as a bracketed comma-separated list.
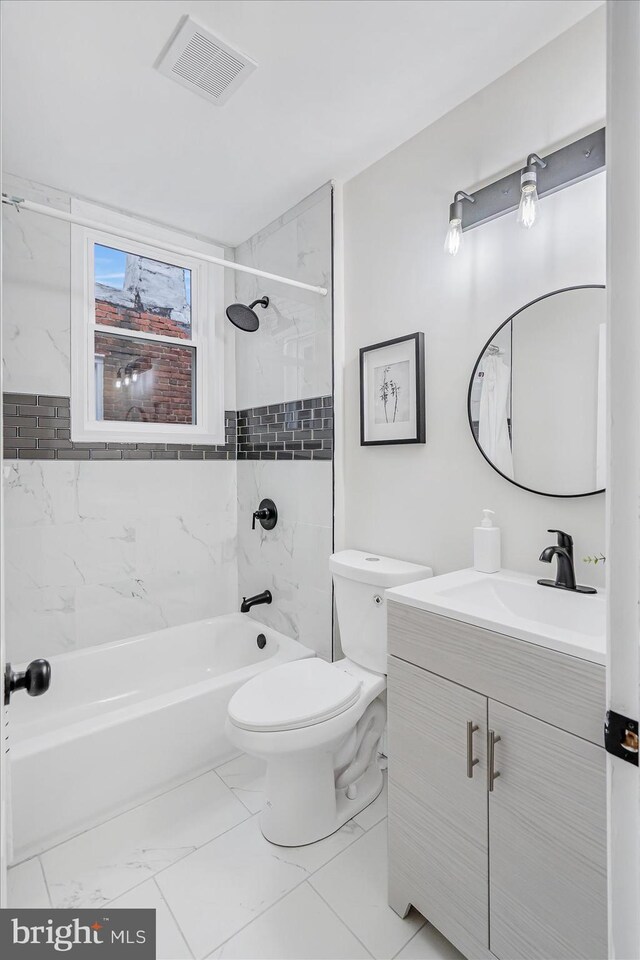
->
[237, 395, 333, 462]
[2, 394, 236, 461]
[2, 394, 333, 462]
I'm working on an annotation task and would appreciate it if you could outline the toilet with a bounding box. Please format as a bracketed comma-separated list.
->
[225, 549, 432, 846]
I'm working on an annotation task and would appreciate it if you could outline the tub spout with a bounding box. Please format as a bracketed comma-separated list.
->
[241, 590, 272, 613]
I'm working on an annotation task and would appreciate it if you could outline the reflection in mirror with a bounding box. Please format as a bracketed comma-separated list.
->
[469, 286, 606, 498]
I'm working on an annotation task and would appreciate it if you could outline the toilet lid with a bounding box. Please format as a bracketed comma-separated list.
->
[228, 659, 362, 732]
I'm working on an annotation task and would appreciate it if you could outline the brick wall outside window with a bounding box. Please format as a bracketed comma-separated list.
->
[95, 300, 194, 425]
[95, 300, 190, 339]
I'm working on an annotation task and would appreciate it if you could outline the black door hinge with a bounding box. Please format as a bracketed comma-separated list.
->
[605, 710, 639, 765]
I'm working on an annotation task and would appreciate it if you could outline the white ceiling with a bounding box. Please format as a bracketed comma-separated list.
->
[2, 0, 602, 246]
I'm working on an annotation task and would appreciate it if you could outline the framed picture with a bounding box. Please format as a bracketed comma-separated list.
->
[359, 332, 425, 445]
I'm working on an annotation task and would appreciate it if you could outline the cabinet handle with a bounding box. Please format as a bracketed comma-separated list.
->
[466, 721, 479, 778]
[487, 729, 501, 792]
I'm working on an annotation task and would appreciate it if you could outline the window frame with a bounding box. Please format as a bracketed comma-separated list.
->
[71, 202, 225, 445]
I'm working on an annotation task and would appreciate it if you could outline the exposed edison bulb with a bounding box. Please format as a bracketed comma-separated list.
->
[444, 192, 473, 256]
[518, 181, 539, 229]
[444, 217, 462, 256]
[115, 369, 122, 389]
[131, 369, 138, 383]
[124, 373, 131, 386]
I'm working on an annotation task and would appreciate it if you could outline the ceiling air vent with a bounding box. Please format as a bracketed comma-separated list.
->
[156, 17, 257, 106]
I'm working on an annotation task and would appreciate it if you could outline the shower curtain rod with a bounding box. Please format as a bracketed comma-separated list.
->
[1, 195, 329, 297]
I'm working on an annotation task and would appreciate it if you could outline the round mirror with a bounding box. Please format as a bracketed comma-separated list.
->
[468, 285, 606, 498]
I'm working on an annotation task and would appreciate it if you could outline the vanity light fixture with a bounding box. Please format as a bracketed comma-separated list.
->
[123, 370, 131, 387]
[518, 154, 547, 229]
[444, 127, 605, 242]
[125, 362, 139, 383]
[127, 358, 144, 383]
[444, 191, 475, 256]
[115, 368, 123, 389]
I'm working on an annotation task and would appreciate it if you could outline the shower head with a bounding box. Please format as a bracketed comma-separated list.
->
[225, 296, 269, 332]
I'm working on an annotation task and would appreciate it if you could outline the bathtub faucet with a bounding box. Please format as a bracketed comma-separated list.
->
[241, 590, 273, 613]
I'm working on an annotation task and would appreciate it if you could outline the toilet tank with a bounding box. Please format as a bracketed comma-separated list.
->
[329, 550, 432, 674]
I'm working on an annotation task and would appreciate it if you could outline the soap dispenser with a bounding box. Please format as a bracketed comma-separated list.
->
[474, 509, 501, 574]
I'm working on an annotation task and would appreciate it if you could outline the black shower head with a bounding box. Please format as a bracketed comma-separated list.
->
[225, 296, 269, 332]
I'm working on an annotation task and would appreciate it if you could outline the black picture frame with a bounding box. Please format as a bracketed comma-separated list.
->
[359, 332, 425, 446]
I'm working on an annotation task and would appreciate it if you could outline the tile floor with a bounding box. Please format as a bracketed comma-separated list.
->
[7, 755, 464, 960]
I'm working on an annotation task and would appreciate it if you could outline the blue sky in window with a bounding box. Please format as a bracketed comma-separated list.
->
[94, 244, 191, 303]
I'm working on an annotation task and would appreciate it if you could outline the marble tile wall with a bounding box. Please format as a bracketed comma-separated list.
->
[237, 461, 333, 661]
[3, 174, 333, 664]
[234, 184, 334, 661]
[234, 184, 333, 410]
[2, 174, 241, 663]
[4, 460, 238, 662]
[3, 174, 72, 397]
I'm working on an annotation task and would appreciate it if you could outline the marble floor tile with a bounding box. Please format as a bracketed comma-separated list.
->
[7, 857, 50, 907]
[215, 753, 266, 814]
[310, 821, 424, 960]
[393, 924, 465, 960]
[208, 882, 371, 960]
[108, 879, 193, 960]
[41, 771, 249, 909]
[156, 814, 364, 958]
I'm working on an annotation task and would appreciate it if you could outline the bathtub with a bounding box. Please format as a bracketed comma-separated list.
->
[9, 613, 314, 863]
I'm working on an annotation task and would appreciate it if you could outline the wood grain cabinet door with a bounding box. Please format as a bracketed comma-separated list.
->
[387, 656, 489, 957]
[488, 700, 607, 960]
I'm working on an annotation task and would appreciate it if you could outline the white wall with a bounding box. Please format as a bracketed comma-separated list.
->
[605, 4, 640, 956]
[2, 174, 239, 662]
[342, 9, 607, 589]
[234, 185, 334, 659]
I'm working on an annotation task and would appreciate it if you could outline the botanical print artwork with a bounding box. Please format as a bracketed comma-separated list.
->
[360, 332, 425, 445]
[374, 360, 410, 424]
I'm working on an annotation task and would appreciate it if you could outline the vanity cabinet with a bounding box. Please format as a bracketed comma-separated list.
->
[488, 700, 606, 960]
[388, 658, 489, 956]
[387, 602, 607, 960]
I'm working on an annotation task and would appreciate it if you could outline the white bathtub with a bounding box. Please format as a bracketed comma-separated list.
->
[9, 613, 313, 863]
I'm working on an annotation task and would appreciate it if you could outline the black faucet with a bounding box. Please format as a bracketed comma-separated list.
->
[538, 529, 597, 594]
[241, 590, 273, 613]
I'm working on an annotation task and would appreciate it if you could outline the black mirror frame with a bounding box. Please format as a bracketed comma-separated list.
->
[467, 284, 606, 499]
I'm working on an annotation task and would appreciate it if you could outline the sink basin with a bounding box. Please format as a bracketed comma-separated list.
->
[386, 568, 606, 664]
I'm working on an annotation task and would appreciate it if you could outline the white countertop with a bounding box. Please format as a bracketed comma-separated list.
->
[386, 567, 606, 665]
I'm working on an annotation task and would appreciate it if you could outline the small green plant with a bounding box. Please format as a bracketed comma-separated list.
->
[583, 554, 606, 565]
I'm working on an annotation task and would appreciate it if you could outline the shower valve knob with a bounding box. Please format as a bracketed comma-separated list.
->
[252, 498, 278, 531]
[4, 658, 51, 705]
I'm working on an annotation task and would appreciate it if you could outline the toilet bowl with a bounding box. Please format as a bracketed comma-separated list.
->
[226, 549, 432, 846]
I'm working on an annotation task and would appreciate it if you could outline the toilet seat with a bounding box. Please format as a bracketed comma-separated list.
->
[228, 659, 362, 733]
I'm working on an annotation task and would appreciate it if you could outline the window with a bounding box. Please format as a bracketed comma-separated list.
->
[71, 202, 224, 444]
